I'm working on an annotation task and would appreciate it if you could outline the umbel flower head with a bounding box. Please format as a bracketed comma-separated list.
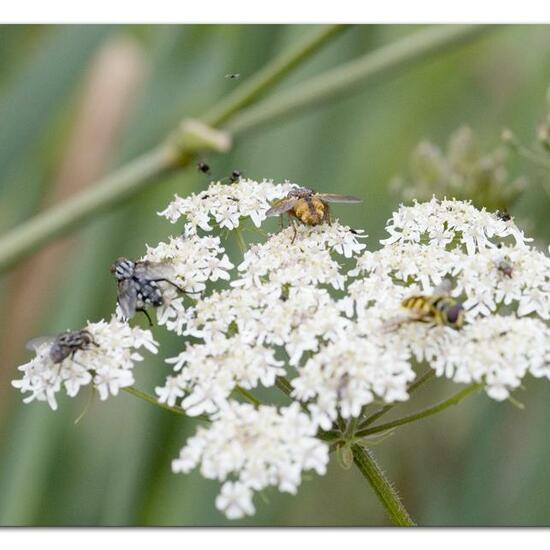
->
[13, 317, 158, 410]
[13, 176, 550, 520]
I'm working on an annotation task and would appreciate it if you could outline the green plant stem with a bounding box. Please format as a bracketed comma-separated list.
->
[233, 385, 261, 407]
[234, 227, 248, 254]
[0, 26, 345, 275]
[122, 386, 209, 422]
[356, 383, 480, 438]
[224, 25, 490, 135]
[0, 26, 491, 275]
[358, 369, 435, 430]
[275, 375, 294, 398]
[0, 146, 178, 273]
[351, 444, 415, 526]
[202, 25, 347, 127]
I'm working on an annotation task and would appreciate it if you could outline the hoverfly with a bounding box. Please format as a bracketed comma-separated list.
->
[400, 279, 464, 330]
[266, 187, 362, 242]
[26, 329, 99, 364]
[111, 257, 188, 325]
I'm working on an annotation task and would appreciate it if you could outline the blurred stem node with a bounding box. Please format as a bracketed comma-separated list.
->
[171, 119, 232, 162]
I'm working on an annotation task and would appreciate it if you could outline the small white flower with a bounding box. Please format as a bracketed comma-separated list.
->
[12, 317, 158, 409]
[158, 178, 297, 231]
[172, 402, 329, 519]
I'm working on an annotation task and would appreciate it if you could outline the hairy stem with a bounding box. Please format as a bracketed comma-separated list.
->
[356, 383, 481, 438]
[358, 369, 435, 430]
[0, 25, 491, 274]
[122, 386, 209, 422]
[352, 444, 415, 526]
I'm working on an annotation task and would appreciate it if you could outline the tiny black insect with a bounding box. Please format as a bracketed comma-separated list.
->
[496, 209, 511, 222]
[225, 73, 240, 80]
[197, 161, 210, 175]
[229, 170, 242, 183]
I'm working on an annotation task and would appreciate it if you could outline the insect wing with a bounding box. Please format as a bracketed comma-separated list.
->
[316, 193, 362, 204]
[117, 279, 138, 320]
[134, 261, 177, 281]
[266, 198, 299, 217]
[25, 336, 55, 352]
[433, 278, 452, 296]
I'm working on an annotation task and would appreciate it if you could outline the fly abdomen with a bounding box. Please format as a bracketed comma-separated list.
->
[138, 280, 164, 307]
[401, 296, 433, 316]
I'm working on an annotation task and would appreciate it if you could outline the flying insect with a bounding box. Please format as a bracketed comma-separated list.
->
[400, 279, 464, 329]
[111, 257, 188, 325]
[266, 187, 362, 241]
[26, 329, 99, 364]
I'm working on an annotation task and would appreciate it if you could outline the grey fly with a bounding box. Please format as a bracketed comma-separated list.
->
[111, 257, 188, 325]
[26, 330, 99, 363]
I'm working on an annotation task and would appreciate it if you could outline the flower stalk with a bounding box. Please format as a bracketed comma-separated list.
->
[351, 444, 415, 526]
[356, 383, 481, 438]
[0, 25, 491, 274]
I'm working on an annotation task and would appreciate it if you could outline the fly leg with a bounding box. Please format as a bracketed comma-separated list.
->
[151, 278, 201, 295]
[290, 218, 298, 244]
[137, 308, 154, 327]
[325, 204, 332, 226]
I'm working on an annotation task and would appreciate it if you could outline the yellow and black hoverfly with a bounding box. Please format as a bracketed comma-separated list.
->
[266, 187, 362, 241]
[401, 279, 464, 330]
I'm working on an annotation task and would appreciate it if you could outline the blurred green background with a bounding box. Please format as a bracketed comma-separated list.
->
[0, 24, 549, 526]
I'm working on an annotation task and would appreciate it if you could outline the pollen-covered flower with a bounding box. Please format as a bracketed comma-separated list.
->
[158, 178, 297, 231]
[291, 331, 415, 430]
[157, 333, 285, 416]
[233, 222, 366, 291]
[12, 318, 158, 410]
[381, 197, 529, 254]
[171, 402, 329, 519]
[408, 315, 550, 400]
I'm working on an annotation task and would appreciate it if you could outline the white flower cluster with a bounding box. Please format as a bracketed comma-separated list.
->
[172, 402, 329, 519]
[12, 318, 158, 410]
[347, 198, 550, 400]
[158, 178, 297, 231]
[14, 174, 550, 520]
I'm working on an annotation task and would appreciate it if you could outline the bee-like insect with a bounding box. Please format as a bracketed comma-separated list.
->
[26, 330, 99, 364]
[111, 257, 188, 325]
[266, 187, 362, 241]
[401, 279, 464, 329]
[496, 255, 513, 278]
[197, 161, 210, 175]
[225, 73, 240, 80]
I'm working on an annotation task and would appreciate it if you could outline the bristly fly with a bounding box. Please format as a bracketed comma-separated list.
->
[111, 257, 191, 326]
[26, 329, 99, 364]
[266, 187, 362, 242]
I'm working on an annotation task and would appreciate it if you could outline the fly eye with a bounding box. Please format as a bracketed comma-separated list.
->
[446, 304, 463, 324]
